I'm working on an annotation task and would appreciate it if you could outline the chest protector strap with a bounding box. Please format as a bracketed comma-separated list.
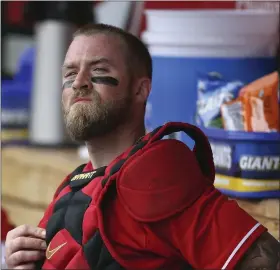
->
[57, 122, 214, 196]
[100, 122, 215, 189]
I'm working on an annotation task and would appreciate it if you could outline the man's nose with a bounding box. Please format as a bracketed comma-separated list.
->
[72, 73, 93, 91]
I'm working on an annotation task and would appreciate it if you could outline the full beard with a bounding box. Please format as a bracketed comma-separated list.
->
[63, 91, 131, 142]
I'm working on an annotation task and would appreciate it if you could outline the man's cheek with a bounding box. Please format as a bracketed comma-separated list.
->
[62, 89, 72, 109]
[62, 80, 74, 90]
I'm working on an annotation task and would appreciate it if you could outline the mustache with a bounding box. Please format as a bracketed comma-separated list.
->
[62, 90, 98, 114]
[71, 90, 101, 105]
[73, 89, 93, 99]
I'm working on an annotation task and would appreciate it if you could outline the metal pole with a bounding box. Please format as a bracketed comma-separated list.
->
[30, 20, 74, 145]
[26, 1, 94, 146]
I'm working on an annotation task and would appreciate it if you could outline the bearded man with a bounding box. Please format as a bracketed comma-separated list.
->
[5, 24, 279, 270]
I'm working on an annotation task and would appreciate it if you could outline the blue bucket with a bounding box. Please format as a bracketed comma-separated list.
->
[142, 11, 279, 198]
[148, 56, 277, 126]
[145, 56, 277, 147]
[142, 21, 278, 146]
[200, 127, 280, 199]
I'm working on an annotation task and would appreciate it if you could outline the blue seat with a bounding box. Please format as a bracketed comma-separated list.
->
[2, 46, 35, 110]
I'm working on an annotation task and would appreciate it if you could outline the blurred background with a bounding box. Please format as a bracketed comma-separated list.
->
[1, 1, 280, 264]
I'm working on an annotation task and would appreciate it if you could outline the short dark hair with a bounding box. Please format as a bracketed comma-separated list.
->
[73, 23, 153, 80]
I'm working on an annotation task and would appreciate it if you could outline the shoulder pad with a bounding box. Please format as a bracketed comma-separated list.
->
[116, 139, 209, 222]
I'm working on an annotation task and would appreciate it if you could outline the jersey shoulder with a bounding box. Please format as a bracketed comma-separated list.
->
[117, 139, 210, 222]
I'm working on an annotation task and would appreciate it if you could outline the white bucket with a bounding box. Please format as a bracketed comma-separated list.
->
[141, 9, 278, 144]
[142, 9, 279, 58]
[145, 9, 279, 37]
[142, 31, 278, 57]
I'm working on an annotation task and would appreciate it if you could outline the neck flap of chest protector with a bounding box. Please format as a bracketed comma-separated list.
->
[98, 122, 215, 222]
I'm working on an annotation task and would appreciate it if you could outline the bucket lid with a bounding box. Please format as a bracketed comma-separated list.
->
[200, 126, 280, 142]
[142, 31, 278, 47]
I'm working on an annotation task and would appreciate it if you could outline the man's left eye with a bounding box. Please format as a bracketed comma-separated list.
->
[94, 68, 108, 72]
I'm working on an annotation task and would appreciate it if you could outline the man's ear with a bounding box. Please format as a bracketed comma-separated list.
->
[134, 77, 151, 103]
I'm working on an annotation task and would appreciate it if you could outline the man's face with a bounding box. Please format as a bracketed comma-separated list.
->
[62, 34, 132, 141]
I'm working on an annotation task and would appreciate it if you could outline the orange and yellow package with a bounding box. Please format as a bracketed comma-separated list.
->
[239, 72, 279, 132]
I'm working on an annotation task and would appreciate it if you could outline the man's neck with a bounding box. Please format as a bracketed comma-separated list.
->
[85, 123, 145, 169]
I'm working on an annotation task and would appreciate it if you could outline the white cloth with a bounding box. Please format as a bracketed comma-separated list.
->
[1, 242, 7, 269]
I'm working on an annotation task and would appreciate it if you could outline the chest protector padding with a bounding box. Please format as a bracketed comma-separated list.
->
[116, 122, 215, 222]
[38, 167, 124, 270]
[46, 191, 92, 245]
[39, 122, 213, 270]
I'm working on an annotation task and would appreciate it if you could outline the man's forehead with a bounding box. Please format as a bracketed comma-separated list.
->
[68, 34, 123, 54]
[64, 34, 124, 66]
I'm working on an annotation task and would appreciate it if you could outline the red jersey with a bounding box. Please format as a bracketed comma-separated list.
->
[1, 208, 14, 241]
[37, 122, 266, 269]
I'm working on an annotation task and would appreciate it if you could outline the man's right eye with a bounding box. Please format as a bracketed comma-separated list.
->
[65, 72, 77, 78]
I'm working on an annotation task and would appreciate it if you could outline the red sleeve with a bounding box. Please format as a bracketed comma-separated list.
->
[169, 186, 267, 269]
[1, 208, 14, 241]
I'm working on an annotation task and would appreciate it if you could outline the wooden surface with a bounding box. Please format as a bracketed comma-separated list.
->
[2, 146, 279, 239]
[2, 146, 83, 226]
[235, 199, 279, 239]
